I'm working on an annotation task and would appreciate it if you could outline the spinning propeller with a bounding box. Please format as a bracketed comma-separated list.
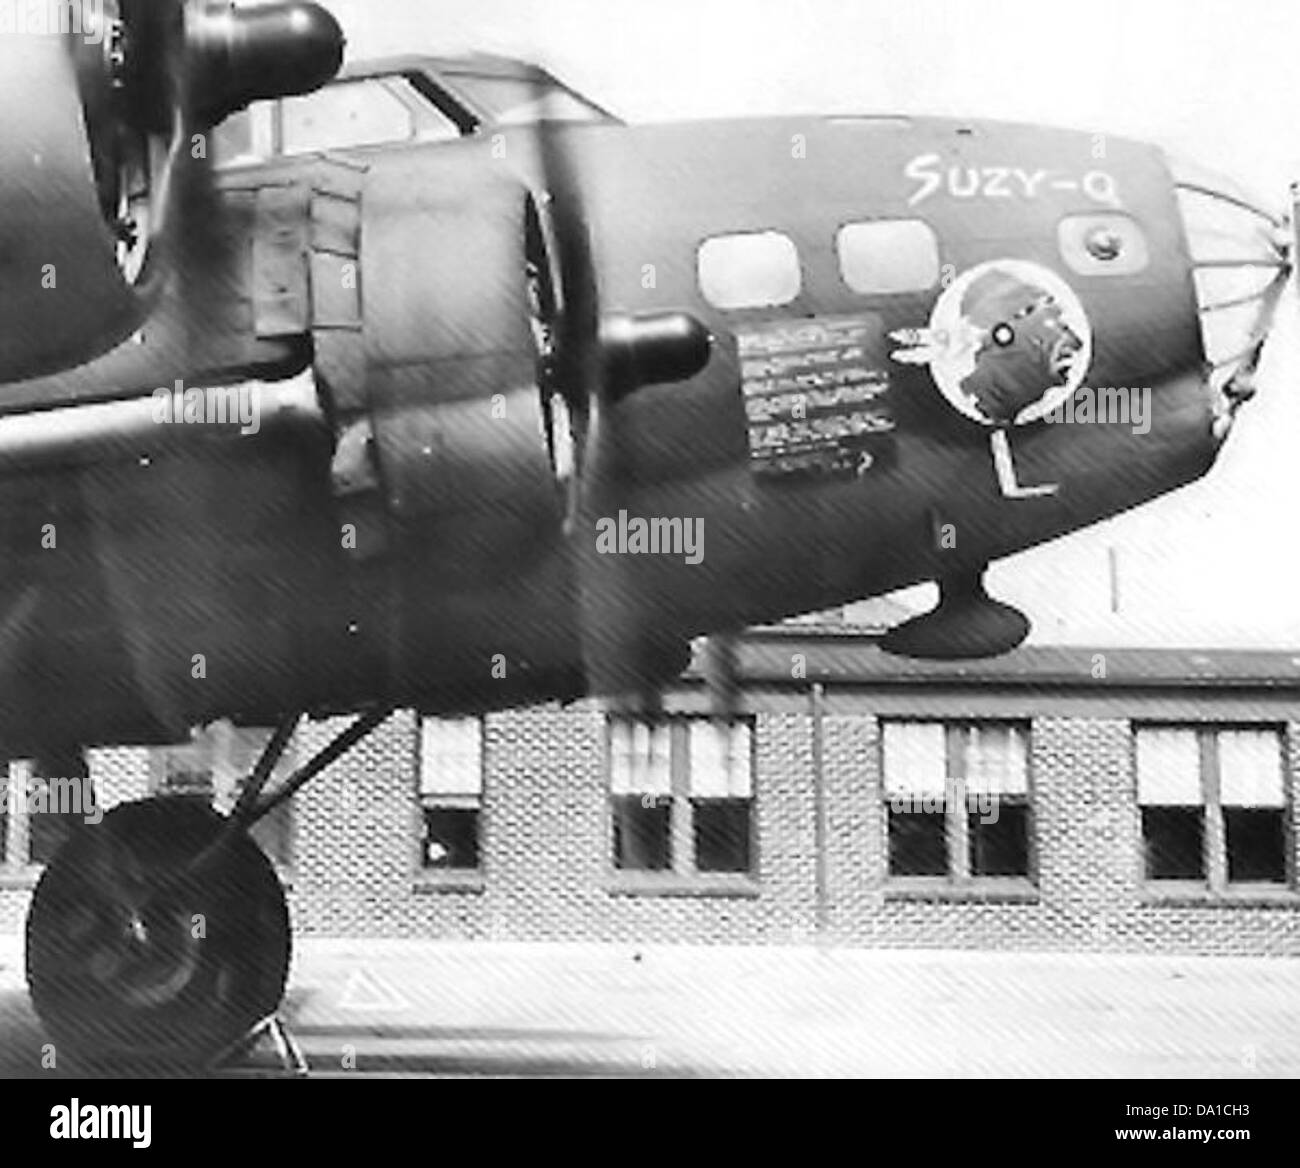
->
[0, 0, 343, 383]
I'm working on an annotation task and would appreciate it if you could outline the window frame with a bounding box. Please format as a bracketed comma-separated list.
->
[605, 714, 760, 895]
[213, 73, 468, 170]
[1132, 723, 1293, 897]
[152, 725, 297, 875]
[880, 719, 1038, 897]
[415, 715, 487, 884]
[0, 761, 49, 884]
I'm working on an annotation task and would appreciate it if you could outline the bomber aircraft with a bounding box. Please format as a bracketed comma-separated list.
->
[1, 0, 1291, 1067]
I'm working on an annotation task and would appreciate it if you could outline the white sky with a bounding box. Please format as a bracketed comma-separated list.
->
[323, 0, 1300, 648]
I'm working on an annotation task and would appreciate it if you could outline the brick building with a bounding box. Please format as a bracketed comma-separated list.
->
[2, 623, 1299, 956]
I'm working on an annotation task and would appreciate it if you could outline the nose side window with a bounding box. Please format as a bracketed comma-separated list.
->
[836, 219, 940, 295]
[1058, 213, 1151, 276]
[698, 231, 802, 310]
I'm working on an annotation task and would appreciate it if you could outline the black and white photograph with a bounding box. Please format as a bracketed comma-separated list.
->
[0, 0, 1296, 1140]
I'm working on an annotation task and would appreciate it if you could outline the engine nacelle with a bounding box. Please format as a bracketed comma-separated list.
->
[0, 2, 343, 386]
[356, 166, 567, 550]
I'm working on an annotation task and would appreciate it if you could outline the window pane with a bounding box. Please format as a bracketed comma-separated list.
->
[422, 806, 480, 870]
[609, 719, 671, 796]
[1135, 728, 1202, 805]
[420, 717, 482, 796]
[611, 795, 671, 871]
[1199, 300, 1272, 367]
[698, 232, 801, 310]
[282, 80, 414, 154]
[689, 721, 753, 798]
[1225, 808, 1286, 883]
[837, 219, 939, 294]
[1218, 729, 1284, 808]
[27, 775, 96, 866]
[1192, 266, 1279, 308]
[693, 798, 751, 873]
[888, 806, 947, 876]
[882, 721, 946, 796]
[964, 724, 1028, 796]
[224, 728, 295, 868]
[1176, 188, 1279, 265]
[1142, 806, 1204, 880]
[969, 804, 1029, 877]
[212, 103, 275, 168]
[212, 106, 254, 165]
[448, 74, 608, 125]
[157, 755, 214, 799]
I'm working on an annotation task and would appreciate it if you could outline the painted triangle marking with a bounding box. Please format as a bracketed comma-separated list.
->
[338, 966, 409, 1013]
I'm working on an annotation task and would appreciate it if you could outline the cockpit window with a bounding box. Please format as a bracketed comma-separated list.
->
[447, 73, 611, 124]
[282, 79, 413, 153]
[282, 77, 461, 154]
[211, 103, 275, 168]
[836, 219, 940, 294]
[213, 75, 463, 167]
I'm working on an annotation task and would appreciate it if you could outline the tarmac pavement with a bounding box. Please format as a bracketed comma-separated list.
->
[1, 936, 1297, 1077]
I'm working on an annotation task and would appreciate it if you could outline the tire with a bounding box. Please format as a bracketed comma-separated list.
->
[25, 797, 291, 1073]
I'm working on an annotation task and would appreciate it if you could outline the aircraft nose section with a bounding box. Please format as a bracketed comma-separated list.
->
[1169, 155, 1291, 437]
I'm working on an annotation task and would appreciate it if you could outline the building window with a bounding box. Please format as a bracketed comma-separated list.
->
[1135, 725, 1288, 889]
[0, 761, 100, 873]
[697, 231, 801, 310]
[882, 721, 1032, 883]
[151, 725, 296, 870]
[609, 716, 755, 878]
[27, 784, 82, 867]
[419, 717, 484, 871]
[836, 219, 940, 294]
[229, 729, 295, 871]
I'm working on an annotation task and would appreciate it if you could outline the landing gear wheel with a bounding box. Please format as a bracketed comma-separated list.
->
[25, 798, 290, 1073]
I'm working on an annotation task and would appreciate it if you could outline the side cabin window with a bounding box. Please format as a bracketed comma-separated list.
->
[836, 219, 940, 295]
[697, 231, 802, 311]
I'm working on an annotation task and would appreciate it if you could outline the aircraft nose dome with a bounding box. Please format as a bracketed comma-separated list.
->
[1168, 153, 1290, 433]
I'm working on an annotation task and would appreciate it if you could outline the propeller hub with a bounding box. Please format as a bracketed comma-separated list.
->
[114, 0, 345, 133]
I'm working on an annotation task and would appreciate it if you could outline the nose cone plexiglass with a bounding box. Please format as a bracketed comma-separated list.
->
[1169, 153, 1290, 437]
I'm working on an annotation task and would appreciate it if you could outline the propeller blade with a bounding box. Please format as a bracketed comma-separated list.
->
[119, 0, 344, 244]
[528, 101, 711, 704]
[699, 633, 742, 723]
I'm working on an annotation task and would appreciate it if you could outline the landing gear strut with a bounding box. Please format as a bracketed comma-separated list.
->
[24, 708, 392, 1072]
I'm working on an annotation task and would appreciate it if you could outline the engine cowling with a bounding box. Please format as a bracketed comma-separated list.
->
[0, 1, 343, 386]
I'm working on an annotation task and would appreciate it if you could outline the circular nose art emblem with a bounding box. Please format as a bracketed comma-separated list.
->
[891, 259, 1092, 426]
